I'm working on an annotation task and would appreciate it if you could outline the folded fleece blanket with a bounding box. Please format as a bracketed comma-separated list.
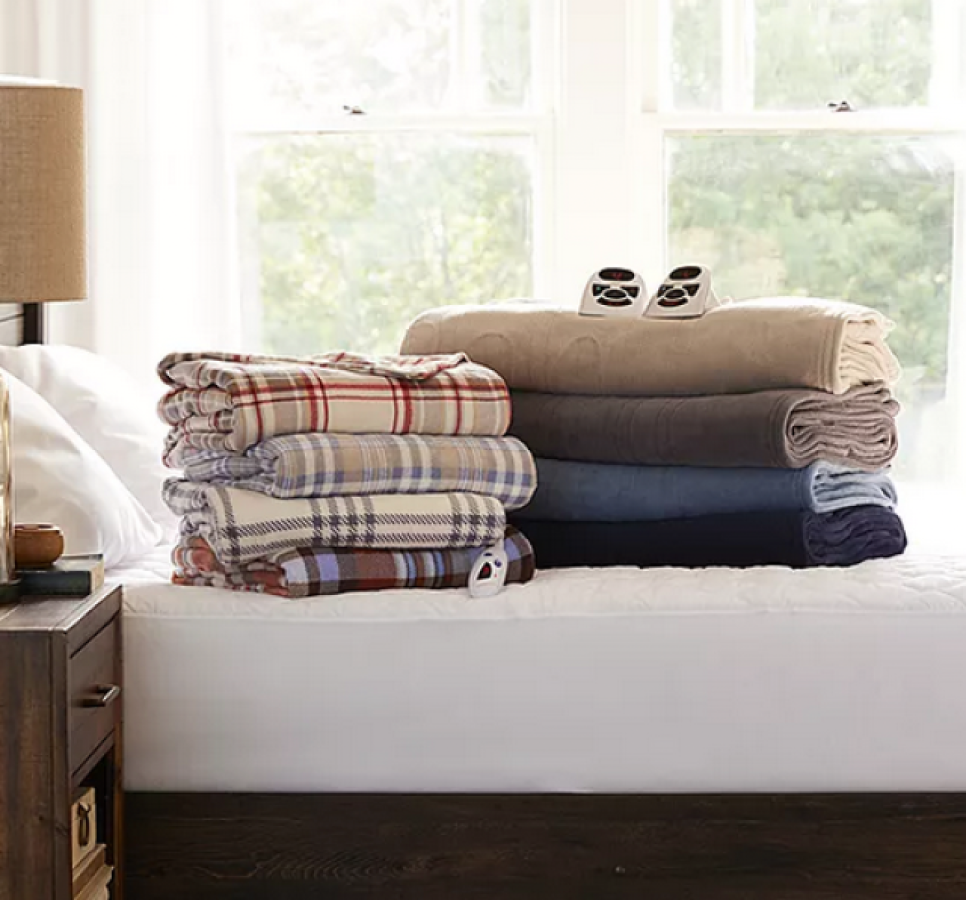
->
[513, 506, 907, 569]
[164, 480, 506, 566]
[158, 350, 510, 463]
[508, 384, 899, 470]
[173, 433, 537, 510]
[172, 527, 535, 597]
[401, 299, 900, 396]
[515, 459, 897, 522]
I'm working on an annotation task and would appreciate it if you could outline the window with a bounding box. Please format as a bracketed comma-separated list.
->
[221, 0, 966, 516]
[222, 0, 551, 356]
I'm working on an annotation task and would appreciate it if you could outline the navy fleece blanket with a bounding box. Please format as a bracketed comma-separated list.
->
[514, 459, 897, 522]
[513, 506, 907, 569]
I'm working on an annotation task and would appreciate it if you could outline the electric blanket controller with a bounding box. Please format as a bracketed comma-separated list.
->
[579, 267, 648, 317]
[645, 265, 720, 319]
[468, 544, 509, 598]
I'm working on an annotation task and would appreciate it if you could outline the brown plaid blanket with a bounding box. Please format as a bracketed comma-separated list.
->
[172, 527, 535, 597]
[164, 479, 507, 566]
[158, 350, 510, 463]
[172, 433, 536, 510]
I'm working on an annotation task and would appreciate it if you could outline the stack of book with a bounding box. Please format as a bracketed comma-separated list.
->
[71, 787, 113, 899]
[20, 553, 104, 597]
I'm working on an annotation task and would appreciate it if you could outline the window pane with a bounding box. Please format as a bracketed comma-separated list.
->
[667, 133, 956, 482]
[236, 134, 534, 356]
[223, 0, 534, 120]
[480, 0, 533, 108]
[753, 0, 934, 109]
[670, 0, 723, 110]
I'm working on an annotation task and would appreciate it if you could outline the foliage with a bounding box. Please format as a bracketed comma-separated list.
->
[669, 134, 953, 388]
[238, 134, 532, 356]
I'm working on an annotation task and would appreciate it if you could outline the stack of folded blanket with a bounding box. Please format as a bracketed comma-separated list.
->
[401, 298, 907, 569]
[158, 351, 537, 596]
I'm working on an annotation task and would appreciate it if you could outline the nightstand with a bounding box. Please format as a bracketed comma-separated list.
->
[0, 586, 123, 899]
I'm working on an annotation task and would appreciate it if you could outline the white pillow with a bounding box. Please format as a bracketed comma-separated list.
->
[0, 345, 178, 541]
[4, 369, 162, 568]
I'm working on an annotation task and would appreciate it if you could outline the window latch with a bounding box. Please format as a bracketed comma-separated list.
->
[826, 100, 854, 112]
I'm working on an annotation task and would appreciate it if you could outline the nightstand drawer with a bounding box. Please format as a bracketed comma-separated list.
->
[69, 616, 120, 775]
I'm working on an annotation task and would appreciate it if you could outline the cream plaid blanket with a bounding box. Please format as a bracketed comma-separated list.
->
[164, 479, 507, 566]
[158, 350, 510, 463]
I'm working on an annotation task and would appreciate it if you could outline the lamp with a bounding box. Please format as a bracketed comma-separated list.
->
[0, 80, 87, 342]
[0, 80, 87, 598]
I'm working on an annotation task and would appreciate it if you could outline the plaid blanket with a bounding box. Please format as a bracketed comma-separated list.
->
[173, 433, 537, 509]
[172, 527, 535, 597]
[164, 479, 507, 565]
[158, 350, 510, 463]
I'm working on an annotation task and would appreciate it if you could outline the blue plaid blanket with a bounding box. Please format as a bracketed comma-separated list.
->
[173, 433, 536, 510]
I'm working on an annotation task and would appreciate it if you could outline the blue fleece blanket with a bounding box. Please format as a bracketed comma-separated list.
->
[514, 459, 897, 522]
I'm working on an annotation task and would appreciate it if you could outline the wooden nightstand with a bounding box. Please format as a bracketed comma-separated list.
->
[0, 586, 123, 900]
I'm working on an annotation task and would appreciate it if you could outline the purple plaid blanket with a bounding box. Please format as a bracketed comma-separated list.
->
[173, 433, 536, 510]
[172, 527, 536, 597]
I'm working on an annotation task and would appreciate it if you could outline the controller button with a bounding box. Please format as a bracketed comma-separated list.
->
[598, 296, 633, 307]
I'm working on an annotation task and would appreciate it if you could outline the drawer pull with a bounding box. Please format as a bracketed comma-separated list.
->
[81, 684, 121, 708]
[77, 802, 92, 845]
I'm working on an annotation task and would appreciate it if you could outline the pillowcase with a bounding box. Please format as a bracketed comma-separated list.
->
[0, 344, 178, 540]
[4, 369, 162, 568]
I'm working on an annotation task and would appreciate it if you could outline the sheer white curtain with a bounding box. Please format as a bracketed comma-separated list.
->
[0, 0, 242, 389]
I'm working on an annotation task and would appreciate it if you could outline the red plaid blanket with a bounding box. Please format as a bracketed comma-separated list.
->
[158, 350, 510, 462]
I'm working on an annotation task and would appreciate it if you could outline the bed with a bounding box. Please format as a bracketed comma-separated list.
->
[5, 319, 966, 898]
[109, 546, 966, 899]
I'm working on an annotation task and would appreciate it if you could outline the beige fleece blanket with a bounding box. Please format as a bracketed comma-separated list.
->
[400, 299, 901, 396]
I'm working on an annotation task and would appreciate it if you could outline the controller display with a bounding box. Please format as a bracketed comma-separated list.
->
[579, 267, 648, 317]
[468, 544, 509, 598]
[645, 264, 720, 319]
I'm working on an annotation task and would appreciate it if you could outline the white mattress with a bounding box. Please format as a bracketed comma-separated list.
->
[114, 547, 966, 793]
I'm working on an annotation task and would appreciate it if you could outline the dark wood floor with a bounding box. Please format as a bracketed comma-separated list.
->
[125, 792, 966, 899]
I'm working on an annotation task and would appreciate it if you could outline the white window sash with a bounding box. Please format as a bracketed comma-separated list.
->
[721, 0, 753, 111]
[643, 109, 966, 133]
[232, 112, 550, 136]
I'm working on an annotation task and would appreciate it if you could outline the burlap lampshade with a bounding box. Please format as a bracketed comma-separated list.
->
[0, 84, 87, 303]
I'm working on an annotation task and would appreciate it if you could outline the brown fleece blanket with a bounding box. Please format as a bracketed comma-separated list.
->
[401, 299, 901, 396]
[508, 384, 899, 470]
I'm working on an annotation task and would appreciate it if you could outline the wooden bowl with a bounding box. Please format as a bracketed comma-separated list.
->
[15, 524, 65, 569]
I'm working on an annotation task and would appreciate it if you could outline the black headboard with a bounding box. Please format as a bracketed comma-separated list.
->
[22, 304, 43, 344]
[0, 303, 39, 346]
